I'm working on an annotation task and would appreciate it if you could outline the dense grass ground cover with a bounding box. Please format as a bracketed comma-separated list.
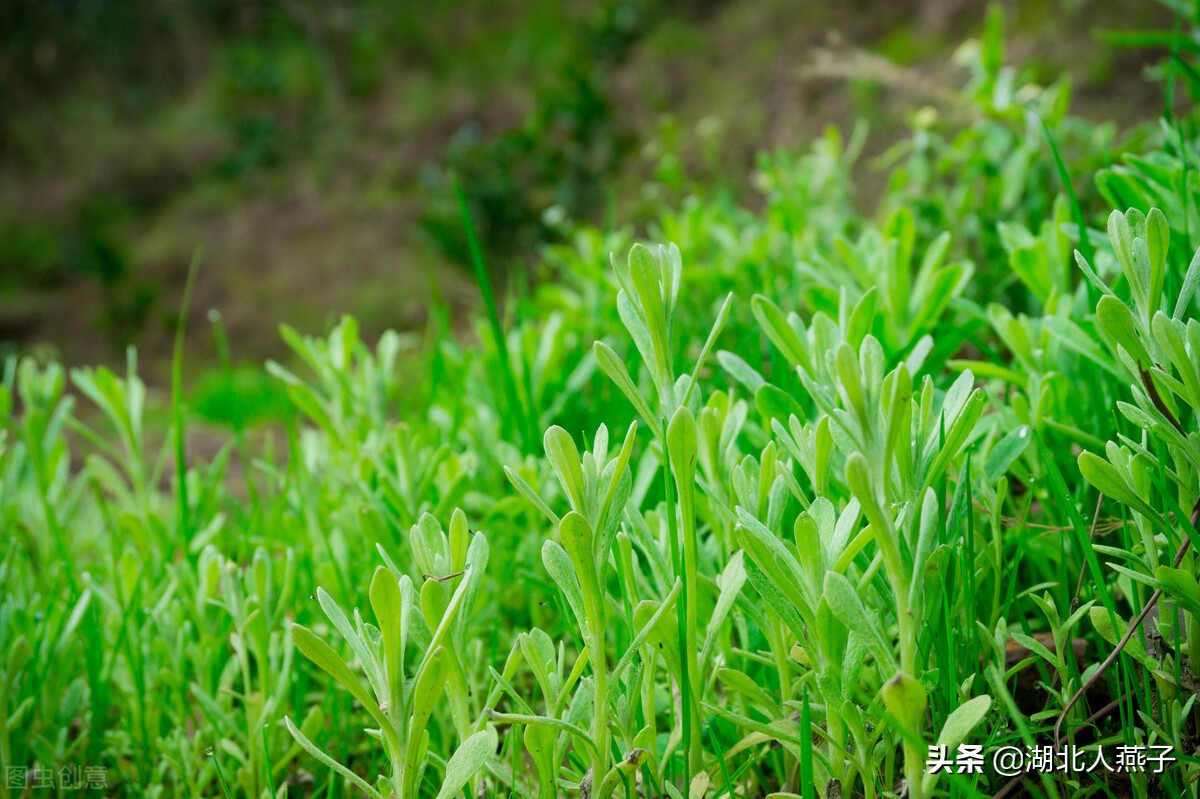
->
[6, 11, 1200, 799]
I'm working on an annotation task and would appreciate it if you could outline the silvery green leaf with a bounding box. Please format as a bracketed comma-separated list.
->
[1077, 451, 1157, 520]
[404, 646, 451, 790]
[317, 588, 385, 700]
[736, 509, 814, 635]
[681, 292, 733, 408]
[594, 341, 662, 437]
[504, 466, 561, 526]
[559, 511, 603, 631]
[751, 294, 811, 372]
[822, 571, 895, 672]
[701, 552, 746, 666]
[292, 625, 396, 750]
[1096, 295, 1151, 367]
[544, 426, 586, 514]
[921, 696, 992, 794]
[517, 630, 555, 701]
[284, 716, 385, 799]
[614, 579, 681, 682]
[542, 540, 588, 636]
[368, 567, 404, 715]
[1155, 567, 1200, 616]
[881, 671, 926, 738]
[523, 724, 557, 796]
[1173, 245, 1200, 320]
[1089, 607, 1154, 668]
[617, 290, 662, 393]
[1145, 207, 1169, 305]
[717, 350, 766, 394]
[628, 243, 672, 390]
[435, 727, 497, 799]
[718, 667, 779, 715]
[983, 425, 1031, 483]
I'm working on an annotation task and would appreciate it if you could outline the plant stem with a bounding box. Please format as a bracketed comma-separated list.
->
[679, 485, 704, 776]
[452, 173, 534, 451]
[876, 515, 923, 799]
[587, 592, 610, 793]
[853, 455, 924, 799]
[894, 585, 923, 799]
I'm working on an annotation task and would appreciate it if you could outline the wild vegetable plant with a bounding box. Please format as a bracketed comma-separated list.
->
[732, 280, 993, 797]
[1061, 207, 1200, 793]
[500, 421, 674, 795]
[592, 242, 732, 784]
[8, 13, 1200, 799]
[190, 546, 298, 798]
[285, 512, 494, 799]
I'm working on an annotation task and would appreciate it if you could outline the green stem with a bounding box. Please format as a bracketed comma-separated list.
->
[171, 251, 201, 549]
[826, 701, 845, 786]
[389, 735, 405, 799]
[591, 621, 610, 794]
[877, 528, 922, 799]
[662, 422, 693, 791]
[452, 174, 534, 450]
[894, 589, 923, 799]
[849, 454, 924, 799]
[668, 409, 705, 779]
[236, 622, 259, 796]
[862, 763, 877, 799]
[678, 494, 703, 775]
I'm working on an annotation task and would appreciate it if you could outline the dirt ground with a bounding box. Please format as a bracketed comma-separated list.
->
[0, 0, 1173, 381]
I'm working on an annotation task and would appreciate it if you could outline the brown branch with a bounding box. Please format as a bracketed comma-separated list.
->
[1052, 536, 1190, 745]
[1140, 366, 1186, 436]
[1054, 496, 1200, 744]
[992, 363, 1192, 798]
[423, 570, 465, 582]
[991, 695, 1127, 799]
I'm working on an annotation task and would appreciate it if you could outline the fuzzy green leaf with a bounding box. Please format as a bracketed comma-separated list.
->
[435, 726, 497, 799]
[369, 567, 404, 715]
[881, 671, 926, 739]
[542, 539, 588, 636]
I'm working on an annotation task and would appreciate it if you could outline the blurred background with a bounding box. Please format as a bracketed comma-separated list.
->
[0, 0, 1175, 385]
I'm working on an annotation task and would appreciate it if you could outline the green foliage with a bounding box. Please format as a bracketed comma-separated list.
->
[8, 10, 1200, 799]
[420, 3, 648, 269]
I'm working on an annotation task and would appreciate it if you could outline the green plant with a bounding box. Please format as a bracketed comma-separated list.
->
[11, 10, 1200, 799]
[1063, 209, 1200, 794]
[286, 511, 493, 799]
